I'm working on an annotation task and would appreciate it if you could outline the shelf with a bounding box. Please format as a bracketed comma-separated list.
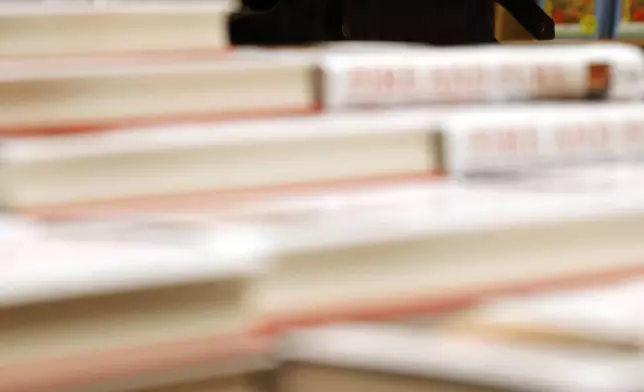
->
[495, 6, 644, 47]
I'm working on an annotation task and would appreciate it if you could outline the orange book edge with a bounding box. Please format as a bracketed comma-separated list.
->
[257, 264, 644, 333]
[0, 106, 319, 138]
[0, 331, 271, 392]
[3, 265, 643, 392]
[24, 172, 443, 221]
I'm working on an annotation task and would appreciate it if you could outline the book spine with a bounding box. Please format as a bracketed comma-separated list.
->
[321, 55, 631, 109]
[440, 106, 644, 175]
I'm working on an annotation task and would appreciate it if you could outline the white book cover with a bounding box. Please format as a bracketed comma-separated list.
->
[322, 42, 644, 108]
[441, 103, 644, 175]
[0, 223, 263, 305]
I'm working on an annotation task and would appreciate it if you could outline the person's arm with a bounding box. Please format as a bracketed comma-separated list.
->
[338, 0, 497, 45]
[241, 0, 279, 12]
[231, 0, 551, 46]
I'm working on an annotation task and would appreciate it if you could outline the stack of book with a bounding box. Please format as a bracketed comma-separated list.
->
[0, 2, 276, 392]
[3, 1, 644, 392]
[3, 41, 643, 214]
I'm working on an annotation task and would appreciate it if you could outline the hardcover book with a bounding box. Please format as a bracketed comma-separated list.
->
[0, 1, 237, 56]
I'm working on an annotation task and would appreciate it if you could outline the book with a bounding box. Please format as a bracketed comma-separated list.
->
[0, 232, 264, 392]
[0, 108, 444, 208]
[1, 334, 271, 392]
[7, 102, 644, 211]
[0, 52, 317, 136]
[613, 0, 644, 40]
[540, 0, 614, 39]
[0, 1, 237, 57]
[22, 174, 440, 221]
[320, 41, 644, 108]
[277, 325, 643, 392]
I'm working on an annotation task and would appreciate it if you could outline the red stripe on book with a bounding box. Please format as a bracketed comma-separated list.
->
[256, 265, 644, 334]
[24, 172, 444, 221]
[0, 48, 235, 63]
[0, 332, 271, 392]
[0, 106, 320, 138]
[0, 48, 234, 70]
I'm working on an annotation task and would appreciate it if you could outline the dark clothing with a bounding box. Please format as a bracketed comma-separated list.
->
[230, 0, 328, 45]
[333, 0, 497, 45]
[230, 0, 497, 46]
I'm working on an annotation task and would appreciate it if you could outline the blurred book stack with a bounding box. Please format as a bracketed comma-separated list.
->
[0, 2, 277, 392]
[4, 41, 644, 213]
[3, 1, 644, 392]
